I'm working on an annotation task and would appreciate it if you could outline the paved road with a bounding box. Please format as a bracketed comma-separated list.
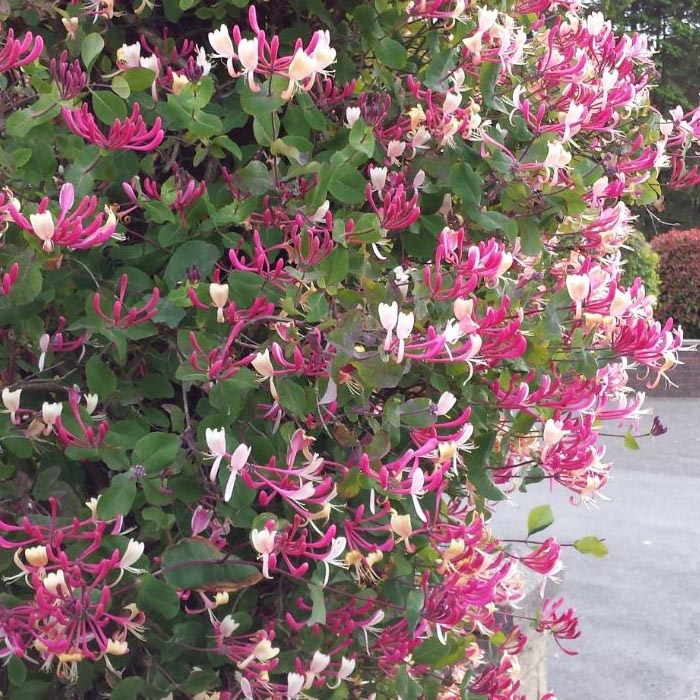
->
[491, 397, 700, 700]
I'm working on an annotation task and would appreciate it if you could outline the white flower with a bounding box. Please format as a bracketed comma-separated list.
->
[369, 166, 388, 192]
[566, 274, 590, 302]
[386, 140, 405, 162]
[410, 468, 427, 523]
[120, 539, 146, 574]
[310, 30, 336, 74]
[224, 443, 252, 502]
[43, 570, 68, 596]
[209, 282, 229, 323]
[208, 25, 235, 59]
[378, 301, 399, 352]
[105, 639, 129, 656]
[41, 402, 62, 434]
[220, 614, 240, 637]
[251, 528, 277, 579]
[320, 536, 347, 587]
[310, 652, 331, 675]
[345, 106, 361, 127]
[309, 200, 330, 222]
[2, 388, 21, 423]
[206, 427, 227, 481]
[239, 637, 280, 669]
[566, 273, 590, 319]
[443, 91, 462, 115]
[117, 42, 141, 69]
[195, 46, 212, 77]
[288, 50, 315, 81]
[85, 393, 99, 415]
[237, 37, 259, 91]
[24, 545, 49, 567]
[30, 211, 55, 252]
[543, 419, 567, 446]
[395, 311, 414, 363]
[610, 289, 632, 317]
[171, 73, 189, 95]
[287, 672, 305, 700]
[251, 349, 274, 379]
[435, 391, 457, 416]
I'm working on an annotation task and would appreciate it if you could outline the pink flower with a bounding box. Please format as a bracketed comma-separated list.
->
[62, 103, 164, 152]
[9, 183, 116, 253]
[0, 24, 43, 73]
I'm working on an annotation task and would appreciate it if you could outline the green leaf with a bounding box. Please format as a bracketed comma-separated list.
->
[276, 378, 308, 417]
[527, 505, 554, 537]
[240, 83, 286, 117]
[135, 574, 181, 620]
[92, 90, 128, 125]
[110, 676, 146, 700]
[423, 47, 457, 90]
[5, 97, 60, 137]
[305, 292, 329, 323]
[466, 432, 505, 501]
[372, 38, 408, 69]
[111, 74, 130, 99]
[161, 537, 262, 591]
[253, 114, 277, 146]
[132, 432, 181, 475]
[307, 583, 326, 625]
[86, 355, 118, 398]
[7, 656, 26, 687]
[123, 67, 157, 91]
[319, 246, 349, 286]
[180, 669, 221, 695]
[399, 398, 437, 428]
[81, 33, 104, 73]
[163, 241, 219, 290]
[574, 536, 609, 558]
[235, 160, 273, 195]
[473, 210, 519, 239]
[480, 61, 504, 110]
[624, 429, 640, 450]
[406, 588, 424, 634]
[190, 109, 223, 138]
[97, 472, 137, 520]
[412, 636, 467, 669]
[328, 163, 367, 204]
[349, 119, 376, 158]
[354, 356, 405, 390]
[449, 162, 483, 210]
[395, 666, 422, 700]
[8, 680, 51, 700]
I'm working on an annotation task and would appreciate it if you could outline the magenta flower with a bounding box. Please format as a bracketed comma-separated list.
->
[62, 103, 165, 152]
[0, 24, 43, 73]
[8, 183, 116, 253]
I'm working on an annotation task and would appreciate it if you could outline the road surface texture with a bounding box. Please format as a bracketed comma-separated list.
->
[491, 396, 700, 700]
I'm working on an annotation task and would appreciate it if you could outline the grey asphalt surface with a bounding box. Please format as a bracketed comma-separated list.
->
[491, 396, 700, 700]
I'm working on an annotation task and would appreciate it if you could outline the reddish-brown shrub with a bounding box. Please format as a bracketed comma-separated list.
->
[652, 228, 700, 336]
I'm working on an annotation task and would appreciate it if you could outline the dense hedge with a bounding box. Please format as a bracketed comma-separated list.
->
[653, 229, 700, 336]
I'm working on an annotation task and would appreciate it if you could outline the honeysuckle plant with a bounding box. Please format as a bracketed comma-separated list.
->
[0, 0, 689, 699]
